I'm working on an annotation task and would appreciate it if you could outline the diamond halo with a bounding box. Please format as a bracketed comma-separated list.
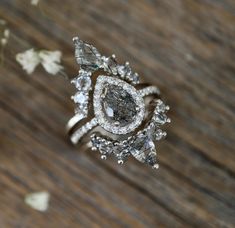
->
[93, 76, 145, 135]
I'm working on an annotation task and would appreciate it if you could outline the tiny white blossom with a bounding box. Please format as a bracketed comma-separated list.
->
[1, 38, 7, 46]
[25, 191, 50, 212]
[0, 19, 6, 26]
[3, 29, 10, 38]
[16, 49, 40, 74]
[39, 50, 64, 75]
[31, 0, 40, 6]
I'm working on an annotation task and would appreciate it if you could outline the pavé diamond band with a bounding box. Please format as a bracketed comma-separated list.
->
[66, 37, 171, 169]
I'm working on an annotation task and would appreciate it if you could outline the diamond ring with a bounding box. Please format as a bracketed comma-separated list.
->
[66, 37, 171, 169]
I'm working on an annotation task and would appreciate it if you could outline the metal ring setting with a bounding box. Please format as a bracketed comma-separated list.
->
[66, 37, 171, 169]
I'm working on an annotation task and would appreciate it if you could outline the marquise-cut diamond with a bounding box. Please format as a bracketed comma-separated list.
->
[130, 134, 156, 163]
[74, 37, 101, 70]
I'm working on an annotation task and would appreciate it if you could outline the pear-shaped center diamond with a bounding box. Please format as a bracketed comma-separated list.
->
[102, 85, 137, 127]
[93, 76, 145, 134]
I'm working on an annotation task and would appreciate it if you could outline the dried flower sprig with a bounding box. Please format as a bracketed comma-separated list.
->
[0, 19, 10, 65]
[31, 0, 40, 6]
[1, 29, 10, 46]
[16, 49, 65, 76]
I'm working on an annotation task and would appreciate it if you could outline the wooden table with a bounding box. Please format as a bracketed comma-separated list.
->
[0, 0, 234, 227]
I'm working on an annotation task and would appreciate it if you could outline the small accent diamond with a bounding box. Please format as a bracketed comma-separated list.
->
[101, 56, 118, 75]
[155, 129, 166, 140]
[72, 92, 87, 104]
[72, 72, 91, 91]
[153, 113, 168, 125]
[129, 72, 140, 84]
[117, 62, 132, 78]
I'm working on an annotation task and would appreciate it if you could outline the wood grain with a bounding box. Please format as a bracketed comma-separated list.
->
[0, 0, 235, 227]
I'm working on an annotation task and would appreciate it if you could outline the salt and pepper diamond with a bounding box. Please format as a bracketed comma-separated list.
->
[102, 85, 138, 127]
[93, 76, 145, 135]
[130, 132, 156, 164]
[73, 37, 101, 71]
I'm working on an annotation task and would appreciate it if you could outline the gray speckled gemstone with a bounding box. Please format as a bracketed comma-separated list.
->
[130, 134, 156, 164]
[102, 85, 137, 127]
[73, 75, 91, 91]
[75, 40, 101, 70]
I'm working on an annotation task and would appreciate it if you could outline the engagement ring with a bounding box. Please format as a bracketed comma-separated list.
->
[66, 37, 171, 169]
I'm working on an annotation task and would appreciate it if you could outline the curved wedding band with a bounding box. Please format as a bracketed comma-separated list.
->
[66, 36, 171, 169]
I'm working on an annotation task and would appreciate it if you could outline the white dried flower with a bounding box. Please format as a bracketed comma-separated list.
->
[0, 19, 6, 26]
[4, 29, 10, 38]
[16, 49, 64, 75]
[16, 49, 40, 74]
[39, 50, 64, 75]
[25, 191, 50, 212]
[31, 0, 40, 6]
[1, 38, 7, 46]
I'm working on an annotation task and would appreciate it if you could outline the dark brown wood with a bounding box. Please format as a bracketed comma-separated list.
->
[0, 0, 235, 227]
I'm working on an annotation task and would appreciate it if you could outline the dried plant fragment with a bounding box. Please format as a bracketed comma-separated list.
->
[31, 0, 40, 6]
[25, 191, 50, 212]
[39, 50, 64, 75]
[16, 49, 64, 75]
[16, 49, 40, 74]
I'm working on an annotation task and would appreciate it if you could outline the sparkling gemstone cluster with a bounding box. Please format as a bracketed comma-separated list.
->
[69, 36, 171, 169]
[71, 37, 141, 122]
[71, 69, 92, 118]
[73, 37, 140, 85]
[90, 99, 170, 168]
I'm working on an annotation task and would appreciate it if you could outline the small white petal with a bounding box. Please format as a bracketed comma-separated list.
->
[0, 19, 6, 25]
[39, 50, 64, 75]
[3, 29, 10, 38]
[25, 191, 50, 212]
[16, 49, 40, 74]
[31, 0, 40, 5]
[1, 38, 7, 46]
[41, 61, 64, 75]
[39, 50, 62, 63]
